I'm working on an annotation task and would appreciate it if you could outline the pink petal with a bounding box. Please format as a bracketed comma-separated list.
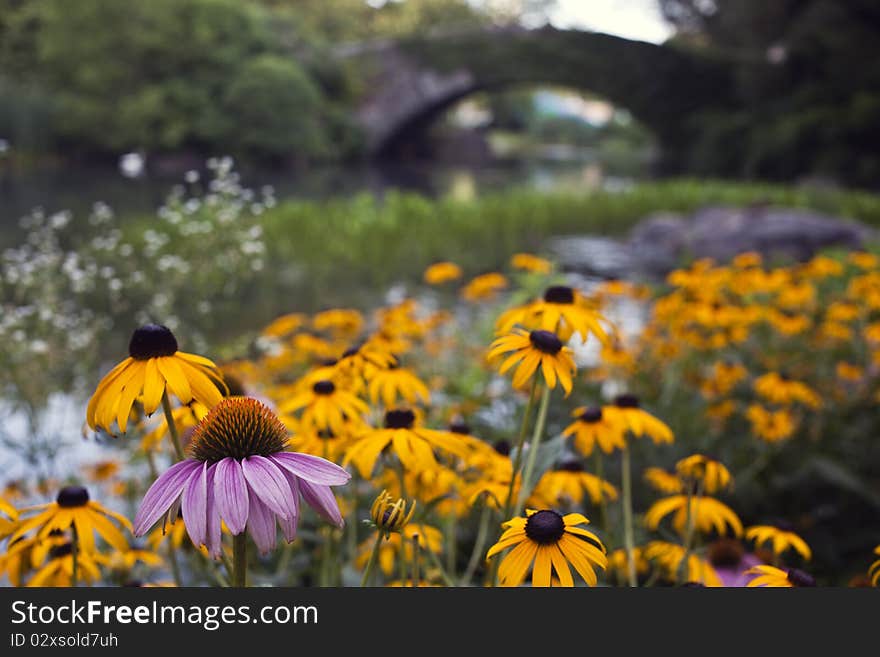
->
[134, 459, 201, 536]
[205, 464, 222, 558]
[241, 455, 297, 520]
[246, 495, 276, 555]
[271, 452, 351, 486]
[214, 458, 249, 535]
[299, 479, 344, 528]
[277, 469, 301, 543]
[181, 462, 208, 548]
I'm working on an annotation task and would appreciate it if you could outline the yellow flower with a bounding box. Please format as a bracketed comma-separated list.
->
[260, 313, 308, 339]
[367, 363, 431, 408]
[643, 467, 683, 495]
[753, 372, 820, 409]
[645, 495, 742, 537]
[836, 362, 864, 382]
[745, 524, 811, 561]
[461, 272, 508, 302]
[603, 394, 674, 444]
[344, 409, 471, 477]
[486, 510, 606, 587]
[528, 462, 618, 508]
[279, 379, 369, 437]
[848, 251, 878, 270]
[423, 261, 463, 285]
[312, 308, 364, 339]
[495, 285, 609, 345]
[745, 564, 815, 587]
[869, 545, 880, 586]
[27, 542, 102, 587]
[510, 253, 553, 274]
[764, 309, 811, 336]
[732, 251, 762, 269]
[337, 339, 397, 383]
[140, 402, 208, 452]
[607, 547, 649, 582]
[87, 324, 225, 435]
[488, 328, 576, 395]
[369, 490, 416, 535]
[562, 406, 626, 456]
[643, 541, 722, 586]
[99, 548, 165, 572]
[676, 454, 732, 494]
[700, 361, 748, 398]
[356, 523, 442, 575]
[83, 459, 121, 483]
[746, 404, 797, 442]
[11, 486, 131, 555]
[0, 495, 18, 538]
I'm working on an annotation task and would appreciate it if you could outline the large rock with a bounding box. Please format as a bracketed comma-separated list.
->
[550, 205, 877, 279]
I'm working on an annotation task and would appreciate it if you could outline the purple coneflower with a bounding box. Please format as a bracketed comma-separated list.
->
[133, 397, 350, 575]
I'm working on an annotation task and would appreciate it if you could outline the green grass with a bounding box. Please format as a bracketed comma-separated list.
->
[258, 178, 880, 308]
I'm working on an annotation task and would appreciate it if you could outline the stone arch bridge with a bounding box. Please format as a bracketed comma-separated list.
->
[340, 27, 735, 170]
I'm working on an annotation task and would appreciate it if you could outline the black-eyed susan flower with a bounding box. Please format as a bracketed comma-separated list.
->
[343, 408, 471, 478]
[260, 313, 308, 339]
[869, 545, 880, 586]
[486, 510, 607, 587]
[510, 253, 552, 274]
[562, 406, 626, 456]
[83, 459, 122, 483]
[607, 547, 649, 584]
[643, 541, 722, 587]
[603, 394, 674, 444]
[336, 339, 397, 383]
[488, 328, 576, 395]
[87, 324, 226, 435]
[312, 308, 364, 339]
[745, 564, 816, 587]
[367, 362, 431, 407]
[745, 523, 811, 561]
[279, 379, 369, 437]
[529, 461, 618, 508]
[11, 486, 131, 555]
[753, 372, 820, 409]
[676, 454, 732, 494]
[423, 261, 462, 285]
[27, 542, 102, 587]
[643, 467, 683, 494]
[461, 272, 508, 302]
[746, 404, 796, 442]
[645, 494, 743, 537]
[0, 495, 18, 538]
[356, 523, 441, 576]
[496, 285, 609, 344]
[133, 398, 350, 561]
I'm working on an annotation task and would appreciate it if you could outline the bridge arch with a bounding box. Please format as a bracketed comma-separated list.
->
[346, 27, 735, 170]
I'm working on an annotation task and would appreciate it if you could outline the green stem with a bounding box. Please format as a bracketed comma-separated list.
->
[445, 513, 457, 574]
[594, 451, 609, 538]
[232, 533, 247, 588]
[460, 503, 492, 586]
[166, 540, 182, 587]
[501, 377, 539, 520]
[411, 535, 420, 587]
[516, 384, 552, 512]
[678, 483, 698, 584]
[360, 532, 384, 587]
[422, 538, 456, 587]
[161, 392, 185, 462]
[71, 524, 79, 587]
[621, 446, 637, 587]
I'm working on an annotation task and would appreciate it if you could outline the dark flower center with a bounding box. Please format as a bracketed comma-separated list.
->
[524, 510, 566, 545]
[614, 393, 640, 408]
[384, 409, 416, 430]
[579, 407, 603, 423]
[786, 568, 816, 587]
[529, 330, 563, 355]
[543, 286, 575, 304]
[49, 543, 74, 559]
[342, 344, 362, 359]
[317, 429, 337, 441]
[493, 440, 511, 456]
[448, 421, 471, 435]
[313, 380, 336, 395]
[557, 460, 584, 472]
[681, 581, 706, 587]
[189, 398, 288, 463]
[708, 538, 744, 568]
[128, 324, 178, 360]
[56, 486, 89, 508]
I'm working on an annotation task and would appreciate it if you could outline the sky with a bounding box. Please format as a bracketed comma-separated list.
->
[548, 0, 674, 43]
